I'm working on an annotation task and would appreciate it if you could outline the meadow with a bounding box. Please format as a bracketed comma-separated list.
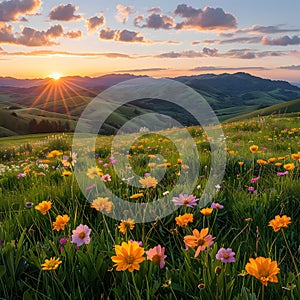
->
[0, 115, 299, 299]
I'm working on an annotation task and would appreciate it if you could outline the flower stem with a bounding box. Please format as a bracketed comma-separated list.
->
[131, 272, 142, 300]
[261, 283, 264, 300]
[281, 229, 299, 274]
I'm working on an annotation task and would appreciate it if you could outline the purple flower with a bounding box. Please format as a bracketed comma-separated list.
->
[129, 239, 143, 246]
[216, 248, 236, 263]
[277, 171, 288, 176]
[144, 173, 151, 177]
[109, 156, 117, 164]
[71, 224, 91, 247]
[60, 237, 67, 245]
[250, 177, 260, 183]
[85, 183, 96, 190]
[262, 147, 267, 151]
[172, 193, 199, 207]
[211, 202, 224, 210]
[17, 173, 26, 179]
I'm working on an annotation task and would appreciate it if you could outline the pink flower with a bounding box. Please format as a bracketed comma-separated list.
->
[211, 202, 224, 209]
[250, 177, 260, 183]
[277, 171, 288, 176]
[60, 237, 67, 245]
[216, 248, 236, 263]
[172, 194, 199, 207]
[71, 224, 91, 247]
[101, 174, 111, 182]
[129, 239, 143, 246]
[146, 245, 167, 268]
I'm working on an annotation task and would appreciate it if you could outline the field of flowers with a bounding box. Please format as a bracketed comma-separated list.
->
[0, 115, 299, 299]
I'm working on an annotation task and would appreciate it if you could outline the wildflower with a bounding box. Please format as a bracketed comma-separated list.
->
[146, 245, 167, 268]
[238, 161, 244, 166]
[275, 162, 282, 167]
[139, 176, 158, 188]
[41, 257, 62, 271]
[268, 215, 291, 232]
[17, 173, 26, 179]
[71, 224, 91, 247]
[175, 213, 193, 227]
[61, 170, 72, 176]
[200, 207, 213, 216]
[35, 201, 52, 215]
[47, 150, 63, 158]
[211, 202, 224, 210]
[61, 152, 77, 167]
[250, 145, 258, 153]
[52, 215, 70, 231]
[248, 186, 255, 192]
[118, 218, 135, 234]
[129, 239, 143, 247]
[85, 183, 96, 190]
[172, 193, 199, 207]
[268, 157, 276, 163]
[284, 163, 295, 171]
[130, 193, 144, 199]
[276, 171, 288, 176]
[245, 257, 280, 286]
[184, 228, 215, 257]
[291, 152, 300, 160]
[60, 237, 67, 245]
[101, 174, 111, 182]
[86, 166, 103, 179]
[91, 197, 113, 213]
[216, 248, 236, 263]
[25, 202, 34, 209]
[111, 241, 145, 272]
[257, 159, 268, 166]
[250, 177, 260, 183]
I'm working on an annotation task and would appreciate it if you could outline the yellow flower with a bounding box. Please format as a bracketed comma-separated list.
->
[111, 241, 145, 272]
[257, 159, 268, 166]
[291, 152, 300, 160]
[200, 207, 213, 216]
[238, 161, 244, 166]
[118, 218, 135, 234]
[47, 150, 63, 158]
[86, 166, 103, 179]
[249, 145, 258, 153]
[130, 193, 144, 199]
[139, 176, 158, 189]
[41, 257, 62, 271]
[245, 257, 280, 286]
[61, 170, 72, 176]
[35, 201, 52, 215]
[284, 163, 295, 171]
[268, 157, 276, 163]
[275, 162, 282, 167]
[52, 215, 70, 231]
[91, 197, 113, 213]
[175, 213, 193, 227]
[268, 215, 291, 232]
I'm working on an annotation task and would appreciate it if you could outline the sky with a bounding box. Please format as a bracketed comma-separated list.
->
[0, 0, 300, 82]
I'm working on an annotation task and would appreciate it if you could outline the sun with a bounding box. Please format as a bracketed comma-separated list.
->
[49, 72, 62, 80]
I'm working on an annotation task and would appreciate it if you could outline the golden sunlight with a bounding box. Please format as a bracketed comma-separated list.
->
[49, 72, 62, 80]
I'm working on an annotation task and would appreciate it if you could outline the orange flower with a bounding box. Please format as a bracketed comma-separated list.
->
[245, 257, 280, 286]
[35, 201, 52, 215]
[238, 161, 244, 166]
[257, 159, 268, 166]
[268, 157, 276, 163]
[47, 150, 63, 158]
[41, 257, 62, 271]
[118, 218, 135, 234]
[52, 215, 70, 231]
[291, 152, 300, 160]
[111, 241, 145, 272]
[91, 197, 113, 213]
[200, 207, 213, 216]
[284, 163, 295, 171]
[130, 193, 144, 199]
[268, 215, 291, 232]
[184, 228, 215, 257]
[274, 162, 282, 167]
[250, 145, 258, 153]
[175, 213, 193, 227]
[139, 176, 158, 188]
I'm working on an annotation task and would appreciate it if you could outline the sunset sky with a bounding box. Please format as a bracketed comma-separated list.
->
[0, 0, 300, 82]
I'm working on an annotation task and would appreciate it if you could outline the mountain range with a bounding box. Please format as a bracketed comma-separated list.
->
[0, 72, 300, 136]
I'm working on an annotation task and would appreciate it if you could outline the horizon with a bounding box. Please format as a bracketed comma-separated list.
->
[0, 1, 300, 82]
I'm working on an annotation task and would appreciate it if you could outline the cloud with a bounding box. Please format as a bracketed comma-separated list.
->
[116, 67, 167, 73]
[49, 4, 81, 21]
[46, 24, 63, 37]
[0, 0, 41, 22]
[279, 65, 300, 70]
[174, 5, 237, 31]
[134, 13, 175, 30]
[197, 36, 262, 45]
[99, 28, 148, 43]
[0, 49, 132, 58]
[64, 30, 82, 39]
[202, 47, 218, 56]
[238, 24, 300, 34]
[225, 49, 284, 59]
[190, 66, 268, 71]
[148, 7, 162, 13]
[157, 50, 204, 58]
[86, 16, 105, 31]
[115, 4, 135, 23]
[262, 35, 300, 46]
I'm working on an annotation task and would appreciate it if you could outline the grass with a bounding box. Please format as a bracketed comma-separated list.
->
[0, 116, 299, 299]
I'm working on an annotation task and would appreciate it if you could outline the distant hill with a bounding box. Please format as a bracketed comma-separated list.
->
[1, 72, 300, 136]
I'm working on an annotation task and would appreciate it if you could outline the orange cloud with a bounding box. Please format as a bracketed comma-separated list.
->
[0, 0, 41, 22]
[262, 35, 300, 46]
[134, 13, 175, 30]
[86, 16, 105, 31]
[64, 30, 82, 39]
[115, 4, 135, 23]
[99, 28, 149, 43]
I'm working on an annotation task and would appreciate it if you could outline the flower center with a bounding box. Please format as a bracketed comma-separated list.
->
[152, 254, 161, 265]
[125, 255, 134, 264]
[183, 199, 190, 205]
[197, 238, 205, 246]
[78, 232, 85, 239]
[223, 253, 229, 259]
